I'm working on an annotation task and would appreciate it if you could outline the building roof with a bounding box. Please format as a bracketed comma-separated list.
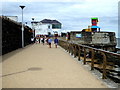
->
[31, 21, 40, 23]
[40, 19, 61, 24]
[70, 31, 81, 32]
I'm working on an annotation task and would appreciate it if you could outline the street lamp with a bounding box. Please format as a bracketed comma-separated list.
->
[32, 18, 35, 38]
[32, 18, 34, 21]
[19, 5, 25, 48]
[25, 22, 27, 26]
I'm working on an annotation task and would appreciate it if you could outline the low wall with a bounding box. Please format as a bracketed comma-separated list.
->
[2, 16, 33, 55]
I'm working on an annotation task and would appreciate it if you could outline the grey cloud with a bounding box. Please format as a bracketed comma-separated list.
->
[1, 1, 118, 37]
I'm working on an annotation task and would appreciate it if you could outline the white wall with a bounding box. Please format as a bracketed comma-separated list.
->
[40, 24, 53, 35]
[32, 22, 41, 36]
[32, 22, 62, 36]
[32, 23, 54, 36]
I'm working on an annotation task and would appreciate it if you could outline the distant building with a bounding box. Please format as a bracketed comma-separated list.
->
[31, 19, 62, 36]
[67, 17, 116, 52]
[69, 31, 116, 52]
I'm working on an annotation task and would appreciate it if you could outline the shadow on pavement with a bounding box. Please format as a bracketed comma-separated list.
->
[1, 67, 42, 77]
[2, 44, 33, 63]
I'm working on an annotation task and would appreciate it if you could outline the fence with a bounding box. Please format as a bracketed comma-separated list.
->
[58, 39, 120, 82]
[2, 16, 33, 55]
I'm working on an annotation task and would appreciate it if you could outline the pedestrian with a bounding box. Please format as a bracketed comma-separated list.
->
[42, 36, 45, 45]
[45, 37, 48, 44]
[31, 37, 34, 44]
[36, 38, 39, 44]
[34, 37, 36, 43]
[46, 37, 49, 45]
[48, 37, 52, 48]
[39, 38, 40, 43]
[54, 37, 58, 48]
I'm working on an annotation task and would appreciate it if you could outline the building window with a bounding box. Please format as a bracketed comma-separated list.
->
[48, 25, 50, 29]
[48, 32, 51, 35]
[52, 24, 61, 29]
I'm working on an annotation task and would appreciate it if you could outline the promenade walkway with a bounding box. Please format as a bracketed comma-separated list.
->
[2, 43, 107, 88]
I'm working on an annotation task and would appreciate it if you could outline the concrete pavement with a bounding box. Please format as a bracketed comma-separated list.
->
[2, 43, 107, 88]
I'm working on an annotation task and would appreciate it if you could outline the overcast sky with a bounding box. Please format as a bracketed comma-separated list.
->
[1, 0, 120, 37]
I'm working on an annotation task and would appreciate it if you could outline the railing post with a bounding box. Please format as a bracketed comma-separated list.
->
[71, 44, 74, 55]
[62, 41, 63, 48]
[90, 48, 94, 70]
[70, 44, 72, 55]
[78, 46, 81, 61]
[74, 45, 77, 58]
[65, 42, 67, 50]
[66, 42, 67, 50]
[84, 47, 86, 65]
[58, 40, 60, 46]
[63, 41, 65, 49]
[101, 52, 107, 79]
[60, 41, 62, 47]
[69, 44, 71, 53]
[67, 43, 69, 52]
[73, 45, 75, 56]
[60, 40, 61, 46]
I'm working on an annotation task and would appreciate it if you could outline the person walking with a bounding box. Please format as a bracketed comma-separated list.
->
[42, 36, 45, 45]
[39, 37, 41, 43]
[34, 37, 36, 43]
[54, 37, 58, 48]
[36, 38, 39, 44]
[40, 37, 43, 44]
[45, 37, 48, 45]
[31, 37, 34, 44]
[48, 37, 52, 48]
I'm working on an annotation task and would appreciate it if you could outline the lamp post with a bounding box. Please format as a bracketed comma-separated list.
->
[19, 5, 25, 48]
[32, 18, 35, 38]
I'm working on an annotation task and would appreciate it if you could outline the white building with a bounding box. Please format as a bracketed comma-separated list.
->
[31, 19, 62, 36]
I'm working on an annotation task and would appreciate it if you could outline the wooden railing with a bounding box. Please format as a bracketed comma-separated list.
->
[58, 39, 120, 80]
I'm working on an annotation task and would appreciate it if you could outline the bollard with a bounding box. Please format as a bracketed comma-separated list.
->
[101, 52, 107, 79]
[84, 47, 86, 65]
[78, 46, 81, 61]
